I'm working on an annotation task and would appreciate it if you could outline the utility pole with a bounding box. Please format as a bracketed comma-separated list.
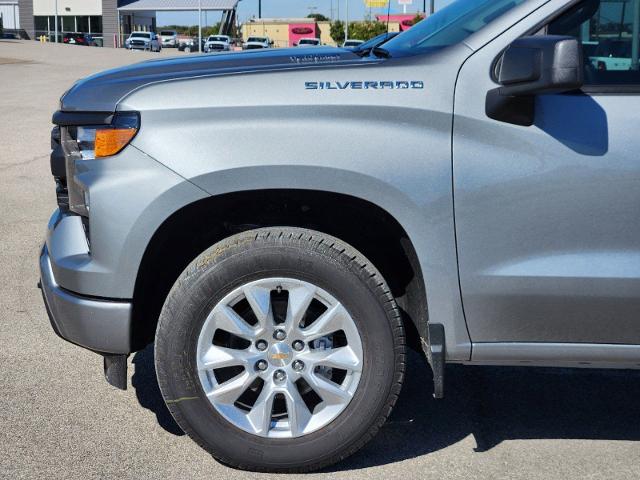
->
[344, 0, 348, 42]
[258, 0, 262, 18]
[54, 0, 58, 42]
[198, 0, 202, 52]
[632, 0, 640, 70]
[430, 0, 435, 14]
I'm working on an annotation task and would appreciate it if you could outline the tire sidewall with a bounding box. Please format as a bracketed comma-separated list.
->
[156, 236, 400, 469]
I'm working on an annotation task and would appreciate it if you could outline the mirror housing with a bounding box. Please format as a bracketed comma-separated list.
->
[486, 35, 584, 126]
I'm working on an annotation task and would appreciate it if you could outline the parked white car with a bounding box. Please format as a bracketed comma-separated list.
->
[125, 32, 162, 52]
[205, 35, 232, 53]
[243, 36, 271, 50]
[342, 39, 364, 48]
[159, 30, 179, 48]
[296, 37, 321, 47]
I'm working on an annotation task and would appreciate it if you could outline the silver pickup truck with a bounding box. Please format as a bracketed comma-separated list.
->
[40, 0, 640, 473]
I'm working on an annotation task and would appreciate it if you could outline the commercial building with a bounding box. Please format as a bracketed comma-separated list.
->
[17, 0, 237, 47]
[0, 0, 20, 31]
[242, 18, 335, 48]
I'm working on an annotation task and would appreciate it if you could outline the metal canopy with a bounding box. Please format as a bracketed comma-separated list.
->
[118, 0, 238, 12]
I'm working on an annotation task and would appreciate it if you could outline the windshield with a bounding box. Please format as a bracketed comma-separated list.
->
[247, 37, 267, 43]
[131, 33, 151, 38]
[383, 0, 528, 56]
[209, 36, 228, 42]
[160, 31, 175, 36]
[299, 39, 318, 45]
[344, 40, 363, 46]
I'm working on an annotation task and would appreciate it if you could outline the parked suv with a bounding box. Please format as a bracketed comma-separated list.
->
[41, 0, 640, 473]
[159, 29, 178, 48]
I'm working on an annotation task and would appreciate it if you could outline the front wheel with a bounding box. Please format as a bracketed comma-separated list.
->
[155, 227, 405, 472]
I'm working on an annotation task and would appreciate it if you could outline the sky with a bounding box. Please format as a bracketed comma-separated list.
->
[157, 0, 454, 27]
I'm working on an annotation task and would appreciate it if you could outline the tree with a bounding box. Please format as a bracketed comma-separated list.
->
[347, 21, 388, 41]
[307, 13, 329, 22]
[330, 20, 345, 44]
[410, 14, 424, 26]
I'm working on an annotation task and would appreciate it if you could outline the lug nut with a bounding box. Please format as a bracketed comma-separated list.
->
[273, 329, 287, 341]
[292, 360, 305, 372]
[255, 360, 268, 371]
[292, 340, 305, 351]
[273, 369, 286, 383]
[256, 339, 268, 351]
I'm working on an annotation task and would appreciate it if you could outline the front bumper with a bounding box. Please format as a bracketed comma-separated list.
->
[40, 245, 133, 354]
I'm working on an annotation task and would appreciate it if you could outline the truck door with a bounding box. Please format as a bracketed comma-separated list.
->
[453, 0, 640, 346]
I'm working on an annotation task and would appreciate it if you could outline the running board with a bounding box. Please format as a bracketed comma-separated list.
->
[423, 323, 445, 399]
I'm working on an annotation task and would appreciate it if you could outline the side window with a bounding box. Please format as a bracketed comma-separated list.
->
[548, 0, 640, 86]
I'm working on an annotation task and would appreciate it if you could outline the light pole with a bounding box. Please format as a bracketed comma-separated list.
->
[344, 0, 348, 42]
[198, 0, 202, 53]
[430, 0, 435, 14]
[54, 0, 58, 42]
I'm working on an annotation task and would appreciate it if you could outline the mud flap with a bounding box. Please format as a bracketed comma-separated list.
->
[423, 323, 445, 399]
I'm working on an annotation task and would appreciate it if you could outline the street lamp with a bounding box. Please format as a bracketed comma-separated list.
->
[344, 0, 349, 42]
[54, 0, 58, 43]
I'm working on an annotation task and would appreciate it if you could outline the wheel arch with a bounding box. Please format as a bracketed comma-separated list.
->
[130, 189, 428, 352]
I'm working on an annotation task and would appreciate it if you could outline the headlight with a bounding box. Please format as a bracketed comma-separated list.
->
[62, 111, 139, 216]
[74, 112, 139, 160]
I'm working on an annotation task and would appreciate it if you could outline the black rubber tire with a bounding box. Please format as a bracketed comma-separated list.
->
[155, 227, 406, 473]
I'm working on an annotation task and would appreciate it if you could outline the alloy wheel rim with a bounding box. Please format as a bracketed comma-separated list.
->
[196, 277, 363, 438]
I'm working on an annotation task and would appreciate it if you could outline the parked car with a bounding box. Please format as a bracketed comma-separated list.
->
[159, 30, 179, 48]
[91, 36, 104, 47]
[342, 39, 364, 48]
[204, 35, 231, 53]
[295, 37, 321, 47]
[62, 32, 92, 46]
[42, 0, 640, 474]
[178, 37, 205, 53]
[243, 36, 271, 49]
[350, 31, 399, 54]
[125, 31, 162, 52]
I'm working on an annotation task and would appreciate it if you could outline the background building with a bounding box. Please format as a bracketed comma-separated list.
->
[18, 0, 237, 47]
[0, 0, 20, 31]
[242, 17, 334, 48]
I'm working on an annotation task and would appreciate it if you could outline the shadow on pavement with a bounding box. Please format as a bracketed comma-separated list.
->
[131, 345, 184, 436]
[131, 345, 640, 469]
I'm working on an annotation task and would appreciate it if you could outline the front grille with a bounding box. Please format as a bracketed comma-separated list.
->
[50, 126, 69, 211]
[246, 45, 264, 50]
[210, 44, 224, 50]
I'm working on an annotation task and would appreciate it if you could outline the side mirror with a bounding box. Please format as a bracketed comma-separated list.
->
[486, 35, 583, 126]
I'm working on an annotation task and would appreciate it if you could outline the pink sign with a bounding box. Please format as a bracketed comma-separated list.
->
[375, 13, 424, 31]
[289, 23, 319, 47]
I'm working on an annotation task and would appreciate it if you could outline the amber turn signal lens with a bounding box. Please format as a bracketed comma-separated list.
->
[94, 128, 137, 158]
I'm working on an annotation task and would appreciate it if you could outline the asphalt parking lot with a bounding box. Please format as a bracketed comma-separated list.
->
[1, 39, 640, 480]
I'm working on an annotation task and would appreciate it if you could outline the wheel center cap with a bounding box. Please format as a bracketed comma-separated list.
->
[268, 343, 293, 367]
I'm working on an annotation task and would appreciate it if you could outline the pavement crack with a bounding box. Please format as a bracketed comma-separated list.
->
[0, 154, 48, 172]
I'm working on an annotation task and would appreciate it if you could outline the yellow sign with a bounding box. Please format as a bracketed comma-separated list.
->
[364, 0, 389, 7]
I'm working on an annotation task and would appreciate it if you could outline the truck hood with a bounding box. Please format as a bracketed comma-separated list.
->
[60, 47, 372, 112]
